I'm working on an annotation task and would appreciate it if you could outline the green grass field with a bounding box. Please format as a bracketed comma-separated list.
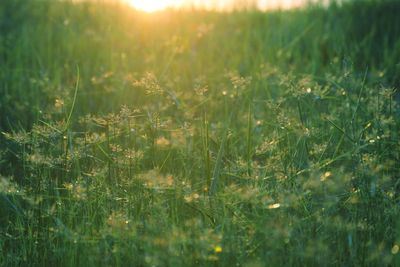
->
[1, 0, 400, 266]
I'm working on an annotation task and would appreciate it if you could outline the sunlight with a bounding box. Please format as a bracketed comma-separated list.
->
[127, 0, 182, 12]
[124, 0, 316, 12]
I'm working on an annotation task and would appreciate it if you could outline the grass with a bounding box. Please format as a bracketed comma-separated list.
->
[0, 0, 400, 266]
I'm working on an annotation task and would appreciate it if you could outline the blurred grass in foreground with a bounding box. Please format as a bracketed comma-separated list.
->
[0, 0, 399, 266]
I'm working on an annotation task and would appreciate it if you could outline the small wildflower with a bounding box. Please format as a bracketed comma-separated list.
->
[268, 203, 281, 209]
[184, 192, 200, 203]
[64, 183, 74, 191]
[156, 136, 170, 146]
[320, 171, 332, 182]
[54, 98, 64, 109]
[392, 244, 399, 254]
[214, 245, 222, 253]
[133, 72, 163, 95]
[140, 169, 174, 189]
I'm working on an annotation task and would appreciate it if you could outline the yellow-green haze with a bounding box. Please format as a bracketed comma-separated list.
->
[0, 0, 399, 266]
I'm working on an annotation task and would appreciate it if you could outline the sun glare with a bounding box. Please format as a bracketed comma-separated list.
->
[126, 0, 309, 13]
[127, 0, 182, 12]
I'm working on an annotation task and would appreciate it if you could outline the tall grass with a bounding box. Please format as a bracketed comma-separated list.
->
[0, 0, 399, 266]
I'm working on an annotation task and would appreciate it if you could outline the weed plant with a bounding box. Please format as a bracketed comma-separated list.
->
[0, 0, 399, 266]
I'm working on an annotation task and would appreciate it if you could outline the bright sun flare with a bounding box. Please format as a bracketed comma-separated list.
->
[127, 0, 181, 12]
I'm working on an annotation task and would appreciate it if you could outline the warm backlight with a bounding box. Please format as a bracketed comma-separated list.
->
[126, 0, 309, 12]
[127, 0, 182, 12]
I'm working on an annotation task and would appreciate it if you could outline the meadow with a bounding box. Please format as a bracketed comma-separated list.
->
[0, 0, 399, 266]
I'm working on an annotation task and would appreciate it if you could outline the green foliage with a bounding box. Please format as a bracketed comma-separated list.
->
[0, 0, 399, 266]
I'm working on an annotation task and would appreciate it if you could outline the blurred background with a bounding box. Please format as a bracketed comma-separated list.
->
[122, 0, 315, 11]
[123, 0, 327, 11]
